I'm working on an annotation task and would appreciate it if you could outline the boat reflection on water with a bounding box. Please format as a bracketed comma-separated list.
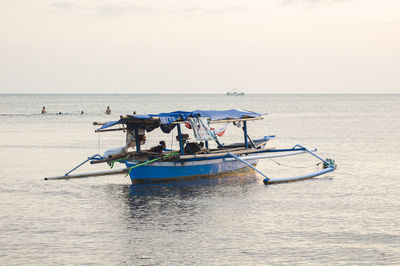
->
[103, 172, 260, 221]
[94, 173, 263, 265]
[128, 172, 260, 196]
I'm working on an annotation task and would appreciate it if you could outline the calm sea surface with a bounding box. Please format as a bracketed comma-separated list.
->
[0, 94, 399, 265]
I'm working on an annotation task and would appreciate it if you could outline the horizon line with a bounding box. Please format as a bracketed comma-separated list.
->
[1, 92, 399, 95]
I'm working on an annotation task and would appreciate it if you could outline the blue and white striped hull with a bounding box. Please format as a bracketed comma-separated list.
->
[124, 158, 258, 184]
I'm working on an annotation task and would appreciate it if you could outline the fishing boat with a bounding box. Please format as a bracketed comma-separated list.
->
[46, 109, 336, 184]
[226, 89, 245, 96]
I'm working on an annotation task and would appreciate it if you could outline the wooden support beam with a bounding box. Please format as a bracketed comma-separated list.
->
[243, 121, 248, 148]
[93, 122, 106, 126]
[179, 147, 276, 160]
[209, 117, 264, 124]
[177, 124, 184, 156]
[44, 168, 128, 180]
[96, 127, 126, 133]
[171, 116, 264, 125]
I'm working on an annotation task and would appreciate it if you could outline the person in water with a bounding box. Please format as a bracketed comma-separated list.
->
[105, 106, 111, 115]
[41, 107, 47, 114]
[80, 111, 84, 115]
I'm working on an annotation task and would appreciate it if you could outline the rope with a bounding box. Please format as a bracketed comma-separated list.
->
[108, 158, 126, 169]
[268, 158, 322, 169]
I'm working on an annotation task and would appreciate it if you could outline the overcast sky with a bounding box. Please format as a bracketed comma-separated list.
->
[1, 0, 399, 94]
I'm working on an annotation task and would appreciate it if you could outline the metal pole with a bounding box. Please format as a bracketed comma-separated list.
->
[64, 154, 103, 176]
[292, 144, 335, 168]
[134, 128, 140, 152]
[227, 152, 269, 181]
[243, 121, 248, 148]
[177, 124, 184, 155]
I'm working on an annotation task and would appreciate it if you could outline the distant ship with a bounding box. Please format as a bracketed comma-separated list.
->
[226, 89, 244, 96]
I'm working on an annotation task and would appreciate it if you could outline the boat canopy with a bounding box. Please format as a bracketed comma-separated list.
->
[97, 109, 262, 132]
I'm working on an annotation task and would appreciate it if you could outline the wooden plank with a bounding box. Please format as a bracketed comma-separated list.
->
[223, 149, 313, 161]
[209, 117, 264, 124]
[179, 147, 275, 160]
[171, 116, 264, 124]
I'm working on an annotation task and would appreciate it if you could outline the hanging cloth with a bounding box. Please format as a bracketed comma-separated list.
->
[189, 117, 229, 140]
[189, 117, 214, 141]
[211, 123, 229, 136]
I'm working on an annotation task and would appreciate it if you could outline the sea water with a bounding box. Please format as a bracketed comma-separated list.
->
[0, 94, 399, 265]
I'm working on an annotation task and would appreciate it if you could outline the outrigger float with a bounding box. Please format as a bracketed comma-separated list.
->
[45, 109, 337, 184]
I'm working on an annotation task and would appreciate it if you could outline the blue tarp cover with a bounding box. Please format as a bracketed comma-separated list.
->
[97, 109, 261, 130]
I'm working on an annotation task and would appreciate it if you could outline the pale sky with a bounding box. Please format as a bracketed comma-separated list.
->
[1, 0, 399, 93]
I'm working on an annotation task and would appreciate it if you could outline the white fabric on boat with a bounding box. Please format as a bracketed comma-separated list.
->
[103, 146, 126, 158]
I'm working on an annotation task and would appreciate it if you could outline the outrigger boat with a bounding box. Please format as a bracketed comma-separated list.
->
[45, 109, 337, 184]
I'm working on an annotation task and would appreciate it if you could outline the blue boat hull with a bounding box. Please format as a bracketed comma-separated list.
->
[124, 158, 258, 184]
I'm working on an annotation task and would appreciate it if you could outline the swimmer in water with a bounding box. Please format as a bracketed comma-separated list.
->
[41, 107, 47, 114]
[105, 106, 111, 115]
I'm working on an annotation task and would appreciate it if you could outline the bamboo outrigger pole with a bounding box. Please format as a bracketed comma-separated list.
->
[44, 153, 127, 180]
[44, 168, 128, 180]
[227, 152, 270, 181]
[227, 145, 336, 185]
